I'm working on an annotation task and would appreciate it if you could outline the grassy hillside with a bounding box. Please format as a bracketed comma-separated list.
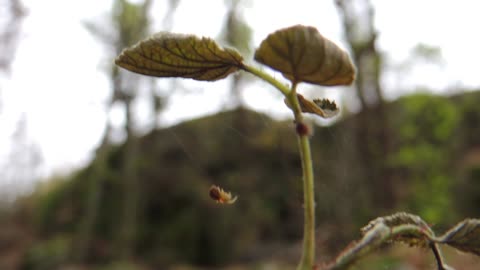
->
[2, 91, 480, 269]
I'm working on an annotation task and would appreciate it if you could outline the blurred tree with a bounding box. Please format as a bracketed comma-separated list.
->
[219, 0, 255, 133]
[0, 115, 43, 204]
[151, 0, 180, 128]
[219, 0, 252, 109]
[111, 0, 151, 259]
[392, 43, 445, 90]
[410, 43, 443, 64]
[0, 0, 39, 205]
[335, 0, 394, 210]
[0, 0, 25, 73]
[78, 0, 160, 261]
[335, 0, 383, 107]
[0, 0, 26, 111]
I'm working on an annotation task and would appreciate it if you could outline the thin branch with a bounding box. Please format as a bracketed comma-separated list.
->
[429, 242, 450, 270]
[242, 64, 290, 96]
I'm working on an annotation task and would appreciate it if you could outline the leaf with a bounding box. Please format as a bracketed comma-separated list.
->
[325, 222, 391, 270]
[436, 219, 480, 255]
[115, 32, 244, 81]
[362, 212, 431, 233]
[254, 25, 355, 86]
[362, 212, 433, 248]
[313, 98, 340, 118]
[324, 213, 437, 270]
[284, 94, 339, 118]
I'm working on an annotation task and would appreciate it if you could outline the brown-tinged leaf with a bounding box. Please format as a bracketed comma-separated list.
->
[324, 213, 439, 270]
[254, 25, 355, 86]
[436, 219, 480, 255]
[115, 32, 244, 81]
[362, 212, 431, 233]
[324, 213, 473, 270]
[284, 94, 339, 118]
[313, 98, 340, 118]
[325, 223, 390, 270]
[362, 212, 433, 248]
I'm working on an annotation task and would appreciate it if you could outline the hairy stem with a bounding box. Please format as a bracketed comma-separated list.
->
[241, 64, 290, 96]
[430, 242, 449, 270]
[288, 83, 316, 270]
[243, 64, 316, 269]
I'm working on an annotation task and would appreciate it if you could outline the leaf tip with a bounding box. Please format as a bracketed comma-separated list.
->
[285, 94, 340, 119]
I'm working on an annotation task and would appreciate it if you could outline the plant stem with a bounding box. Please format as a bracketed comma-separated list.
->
[241, 64, 290, 96]
[243, 64, 316, 269]
[288, 83, 316, 270]
[430, 242, 449, 270]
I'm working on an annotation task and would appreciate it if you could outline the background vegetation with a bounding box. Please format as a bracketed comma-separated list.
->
[0, 0, 479, 269]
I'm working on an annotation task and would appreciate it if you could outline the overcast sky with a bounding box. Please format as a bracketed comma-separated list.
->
[1, 0, 479, 196]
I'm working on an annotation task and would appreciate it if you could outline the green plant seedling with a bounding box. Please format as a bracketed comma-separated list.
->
[116, 25, 480, 270]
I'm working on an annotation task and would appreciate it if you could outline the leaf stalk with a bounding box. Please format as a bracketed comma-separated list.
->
[244, 64, 316, 270]
[289, 82, 316, 270]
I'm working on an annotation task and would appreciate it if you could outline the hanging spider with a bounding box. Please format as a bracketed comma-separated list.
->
[209, 185, 238, 204]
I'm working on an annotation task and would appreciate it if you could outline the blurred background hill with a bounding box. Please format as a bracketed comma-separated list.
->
[1, 0, 480, 269]
[3, 94, 480, 269]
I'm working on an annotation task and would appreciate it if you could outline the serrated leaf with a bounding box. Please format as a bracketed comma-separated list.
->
[115, 32, 244, 81]
[254, 25, 355, 86]
[362, 212, 431, 233]
[436, 219, 480, 255]
[324, 213, 476, 270]
[324, 213, 440, 270]
[313, 98, 340, 118]
[284, 94, 339, 118]
[362, 212, 433, 248]
[325, 223, 391, 270]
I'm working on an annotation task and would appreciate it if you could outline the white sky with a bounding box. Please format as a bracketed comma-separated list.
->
[1, 0, 479, 196]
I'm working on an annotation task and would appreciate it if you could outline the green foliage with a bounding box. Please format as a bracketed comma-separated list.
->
[390, 93, 459, 224]
[457, 91, 480, 145]
[396, 93, 458, 144]
[457, 165, 480, 217]
[33, 177, 75, 234]
[95, 261, 145, 270]
[25, 109, 304, 267]
[91, 261, 145, 270]
[450, 90, 480, 221]
[22, 235, 71, 270]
